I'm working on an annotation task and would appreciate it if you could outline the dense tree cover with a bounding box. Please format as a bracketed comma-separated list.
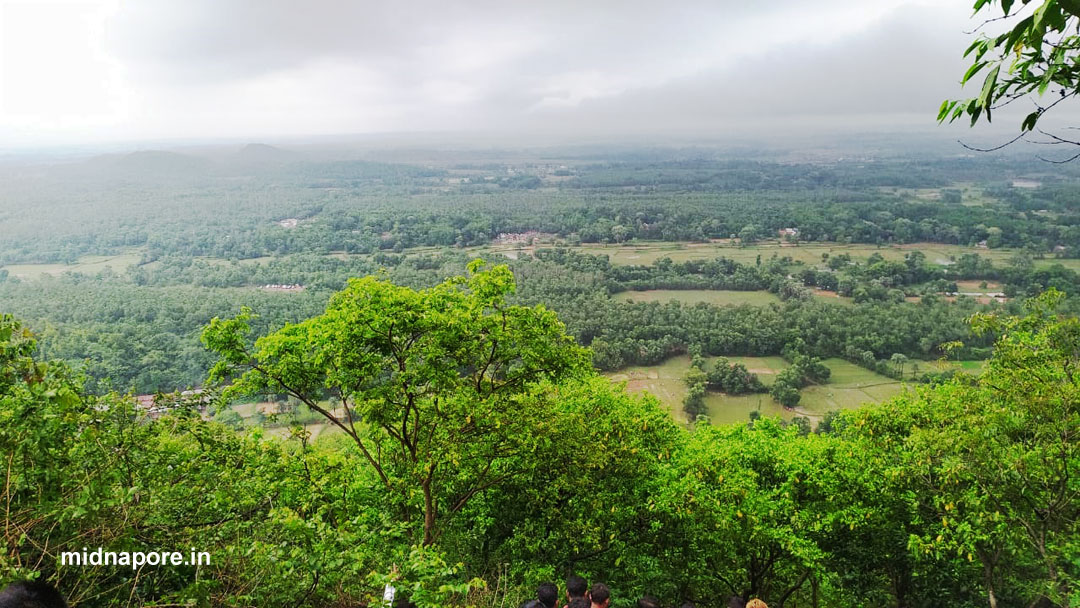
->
[1, 145, 1079, 397]
[577, 296, 996, 372]
[3, 270, 1078, 607]
[202, 262, 592, 546]
[2, 151, 1079, 267]
[843, 290, 1080, 607]
[0, 246, 1024, 393]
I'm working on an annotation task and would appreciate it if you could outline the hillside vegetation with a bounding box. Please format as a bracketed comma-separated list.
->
[2, 267, 1076, 607]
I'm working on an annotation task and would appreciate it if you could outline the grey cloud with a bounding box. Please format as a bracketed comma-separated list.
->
[53, 1, 1000, 141]
[106, 0, 864, 83]
[500, 4, 977, 134]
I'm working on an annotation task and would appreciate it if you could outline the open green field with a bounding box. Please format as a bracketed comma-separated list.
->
[274, 240, 1080, 272]
[725, 356, 788, 383]
[518, 240, 1079, 271]
[196, 255, 278, 267]
[810, 289, 855, 305]
[607, 357, 697, 423]
[616, 289, 781, 306]
[265, 422, 341, 441]
[794, 358, 906, 413]
[608, 355, 909, 427]
[2, 251, 144, 279]
[709, 357, 906, 425]
[228, 400, 344, 442]
[11, 239, 1075, 281]
[932, 358, 988, 373]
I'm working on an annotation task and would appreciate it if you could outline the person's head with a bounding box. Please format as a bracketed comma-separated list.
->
[568, 599, 591, 608]
[746, 600, 768, 608]
[537, 582, 558, 608]
[566, 575, 588, 600]
[589, 583, 610, 608]
[682, 603, 698, 608]
[637, 596, 661, 608]
[0, 581, 67, 608]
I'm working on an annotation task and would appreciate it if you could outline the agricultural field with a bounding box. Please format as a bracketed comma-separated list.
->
[810, 289, 854, 305]
[609, 355, 943, 427]
[1, 251, 144, 279]
[616, 289, 782, 306]
[933, 358, 988, 373]
[607, 357, 697, 423]
[531, 239, 1079, 271]
[226, 400, 343, 441]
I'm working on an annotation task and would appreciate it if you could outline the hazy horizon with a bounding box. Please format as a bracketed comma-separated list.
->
[1, 0, 1054, 151]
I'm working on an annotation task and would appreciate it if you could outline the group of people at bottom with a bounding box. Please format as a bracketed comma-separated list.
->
[0, 576, 772, 608]
[520, 576, 768, 608]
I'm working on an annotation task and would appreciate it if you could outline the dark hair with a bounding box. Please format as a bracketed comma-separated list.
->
[568, 599, 591, 608]
[589, 583, 610, 604]
[683, 603, 699, 608]
[638, 596, 661, 608]
[0, 581, 67, 608]
[566, 575, 588, 598]
[538, 582, 558, 608]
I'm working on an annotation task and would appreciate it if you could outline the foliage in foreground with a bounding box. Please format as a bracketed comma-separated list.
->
[1, 271, 1078, 607]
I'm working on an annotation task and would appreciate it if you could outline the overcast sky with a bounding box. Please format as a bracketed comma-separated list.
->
[0, 0, 1012, 147]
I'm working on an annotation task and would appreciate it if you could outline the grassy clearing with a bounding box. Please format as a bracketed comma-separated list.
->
[795, 358, 905, 413]
[608, 355, 905, 427]
[2, 251, 144, 279]
[724, 356, 787, 383]
[522, 239, 1077, 271]
[930, 359, 988, 374]
[955, 280, 1003, 292]
[226, 240, 1080, 273]
[266, 422, 340, 441]
[607, 357, 695, 424]
[616, 289, 781, 306]
[196, 255, 277, 267]
[810, 289, 855, 305]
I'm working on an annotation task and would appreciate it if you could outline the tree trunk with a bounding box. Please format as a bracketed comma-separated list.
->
[985, 563, 998, 608]
[422, 477, 436, 546]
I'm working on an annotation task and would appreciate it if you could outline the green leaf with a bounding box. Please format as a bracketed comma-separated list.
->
[978, 65, 1000, 109]
[962, 61, 988, 85]
[938, 99, 953, 122]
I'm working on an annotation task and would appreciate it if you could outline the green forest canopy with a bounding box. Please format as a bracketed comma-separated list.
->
[2, 266, 1078, 607]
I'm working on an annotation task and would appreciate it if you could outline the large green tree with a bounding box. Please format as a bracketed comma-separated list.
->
[202, 260, 591, 546]
[850, 290, 1080, 608]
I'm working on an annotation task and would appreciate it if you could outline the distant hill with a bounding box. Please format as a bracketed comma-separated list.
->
[79, 150, 214, 177]
[233, 143, 303, 165]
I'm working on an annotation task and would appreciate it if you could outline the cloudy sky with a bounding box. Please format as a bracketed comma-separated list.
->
[0, 0, 1004, 146]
